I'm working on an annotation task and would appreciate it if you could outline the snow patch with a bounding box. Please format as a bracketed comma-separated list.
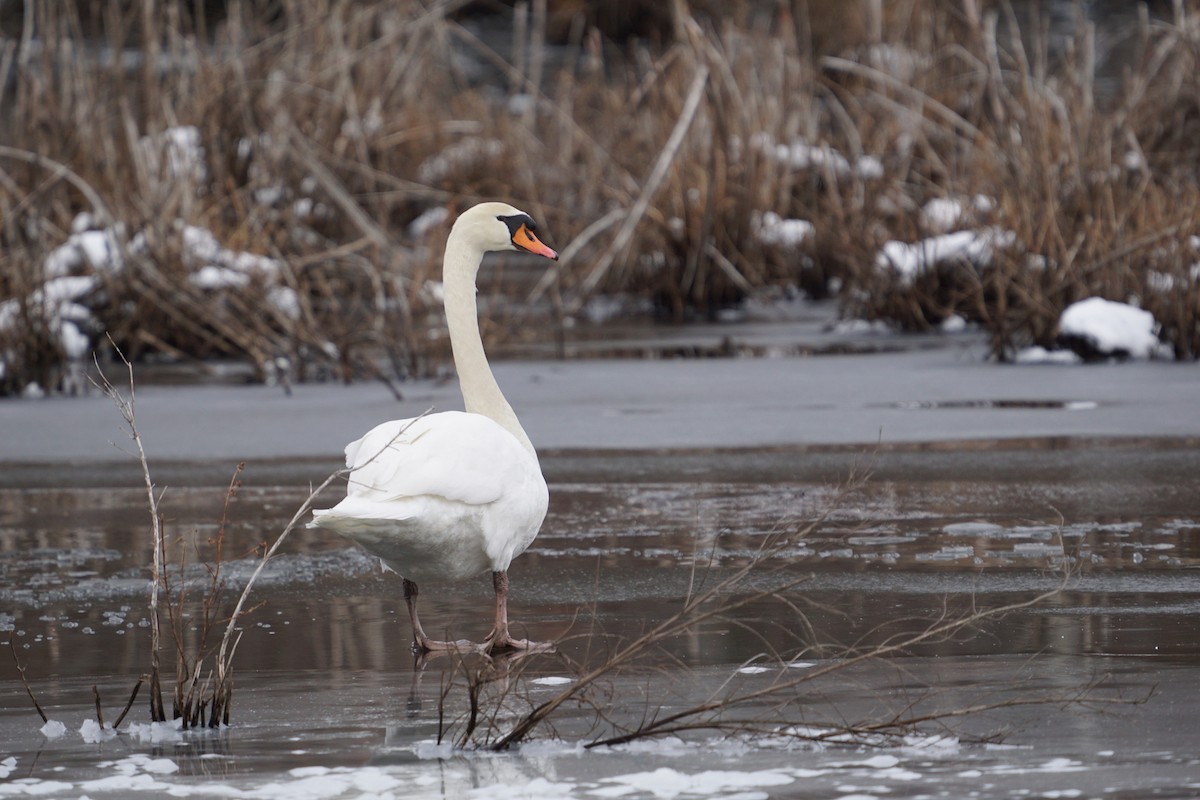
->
[752, 134, 883, 180]
[876, 228, 1017, 285]
[756, 212, 814, 248]
[531, 676, 574, 686]
[79, 718, 118, 743]
[469, 777, 577, 798]
[137, 125, 207, 184]
[417, 137, 504, 184]
[920, 195, 996, 233]
[409, 206, 450, 238]
[39, 720, 68, 739]
[1058, 297, 1163, 359]
[1015, 346, 1083, 365]
[595, 767, 794, 799]
[0, 756, 16, 778]
[125, 718, 184, 743]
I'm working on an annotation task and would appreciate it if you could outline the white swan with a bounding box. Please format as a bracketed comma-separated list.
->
[310, 202, 559, 653]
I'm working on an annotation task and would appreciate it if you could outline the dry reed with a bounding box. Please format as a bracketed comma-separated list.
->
[1, 0, 1198, 396]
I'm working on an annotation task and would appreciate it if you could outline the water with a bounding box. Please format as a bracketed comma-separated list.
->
[2, 444, 1198, 798]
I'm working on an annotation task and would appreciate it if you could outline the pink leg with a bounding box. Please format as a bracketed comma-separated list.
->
[483, 570, 552, 653]
[403, 578, 475, 653]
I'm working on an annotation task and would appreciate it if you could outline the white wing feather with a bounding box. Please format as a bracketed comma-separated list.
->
[310, 410, 547, 580]
[344, 411, 519, 506]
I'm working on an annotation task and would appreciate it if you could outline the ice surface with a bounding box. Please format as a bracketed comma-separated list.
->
[594, 767, 794, 798]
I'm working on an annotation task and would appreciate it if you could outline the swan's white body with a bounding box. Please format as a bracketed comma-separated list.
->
[314, 410, 547, 582]
[309, 202, 559, 652]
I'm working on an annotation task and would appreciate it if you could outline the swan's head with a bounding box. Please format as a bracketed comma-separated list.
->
[451, 202, 559, 261]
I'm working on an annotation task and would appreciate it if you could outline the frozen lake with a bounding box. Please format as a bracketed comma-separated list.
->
[1, 338, 1199, 798]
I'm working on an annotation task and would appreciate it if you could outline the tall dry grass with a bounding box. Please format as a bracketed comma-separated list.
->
[1, 0, 1198, 395]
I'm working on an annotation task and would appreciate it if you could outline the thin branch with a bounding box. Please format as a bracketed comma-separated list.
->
[572, 66, 710, 306]
[8, 634, 48, 724]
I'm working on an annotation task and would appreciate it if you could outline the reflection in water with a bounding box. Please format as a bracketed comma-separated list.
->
[1, 457, 1199, 798]
[2, 473, 1198, 682]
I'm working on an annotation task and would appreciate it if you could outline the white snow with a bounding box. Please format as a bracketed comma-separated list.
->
[469, 777, 576, 798]
[921, 195, 997, 233]
[1058, 297, 1162, 359]
[1015, 346, 1082, 365]
[182, 225, 282, 281]
[138, 125, 207, 183]
[940, 314, 967, 333]
[58, 320, 90, 359]
[79, 719, 118, 743]
[756, 212, 814, 248]
[42, 230, 123, 277]
[920, 197, 964, 232]
[531, 676, 573, 686]
[594, 767, 794, 799]
[752, 133, 883, 180]
[736, 665, 773, 674]
[417, 137, 504, 184]
[125, 719, 184, 743]
[267, 286, 302, 320]
[876, 228, 1017, 285]
[0, 757, 15, 778]
[38, 719, 68, 739]
[190, 265, 251, 290]
[409, 206, 450, 239]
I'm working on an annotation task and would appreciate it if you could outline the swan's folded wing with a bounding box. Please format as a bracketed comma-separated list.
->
[342, 411, 531, 507]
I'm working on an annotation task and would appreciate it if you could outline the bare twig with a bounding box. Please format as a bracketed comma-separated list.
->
[8, 634, 48, 724]
[572, 66, 710, 306]
[112, 677, 145, 729]
[91, 340, 167, 722]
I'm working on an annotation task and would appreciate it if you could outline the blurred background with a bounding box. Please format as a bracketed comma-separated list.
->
[1, 0, 1197, 397]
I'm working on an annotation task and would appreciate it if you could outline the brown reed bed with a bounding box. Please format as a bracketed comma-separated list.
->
[1, 0, 1197, 395]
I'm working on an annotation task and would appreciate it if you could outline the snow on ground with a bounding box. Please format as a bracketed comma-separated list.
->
[919, 195, 995, 233]
[1014, 345, 1083, 365]
[875, 227, 1017, 285]
[1058, 297, 1165, 359]
[755, 212, 814, 248]
[0, 732, 1015, 799]
[751, 133, 884, 179]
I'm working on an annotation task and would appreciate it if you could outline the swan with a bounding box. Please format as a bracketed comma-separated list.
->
[310, 202, 559, 654]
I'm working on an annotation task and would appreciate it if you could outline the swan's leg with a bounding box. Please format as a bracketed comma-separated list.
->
[483, 570, 553, 653]
[403, 578, 475, 653]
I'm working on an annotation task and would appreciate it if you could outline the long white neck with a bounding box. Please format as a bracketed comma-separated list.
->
[443, 232, 537, 457]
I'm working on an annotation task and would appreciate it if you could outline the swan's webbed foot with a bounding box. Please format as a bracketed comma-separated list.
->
[482, 628, 555, 655]
[412, 635, 480, 655]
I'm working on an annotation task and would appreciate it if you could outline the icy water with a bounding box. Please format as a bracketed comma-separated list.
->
[2, 444, 1199, 799]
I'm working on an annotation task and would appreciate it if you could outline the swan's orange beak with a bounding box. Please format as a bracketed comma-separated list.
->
[512, 224, 559, 261]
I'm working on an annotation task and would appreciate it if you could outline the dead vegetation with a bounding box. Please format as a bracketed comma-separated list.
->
[426, 475, 1146, 751]
[1, 0, 1198, 395]
[16, 346, 357, 731]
